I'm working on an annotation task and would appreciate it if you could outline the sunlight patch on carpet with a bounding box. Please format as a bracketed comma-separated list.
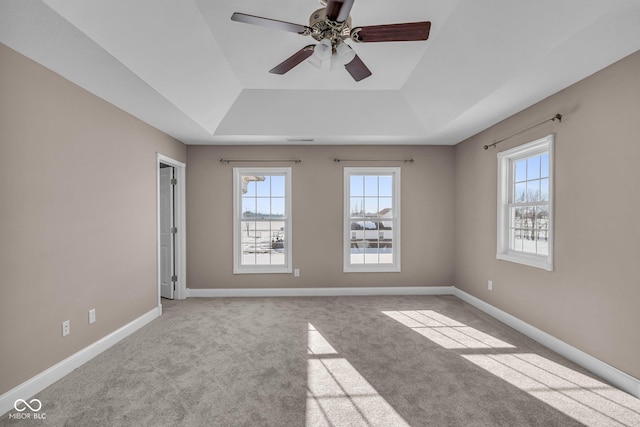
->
[463, 353, 640, 427]
[306, 324, 409, 427]
[308, 323, 338, 355]
[382, 310, 515, 349]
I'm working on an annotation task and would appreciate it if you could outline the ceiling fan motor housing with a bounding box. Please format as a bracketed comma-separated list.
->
[309, 8, 352, 49]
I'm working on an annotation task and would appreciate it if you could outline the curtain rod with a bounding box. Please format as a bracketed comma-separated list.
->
[219, 159, 301, 164]
[484, 113, 562, 150]
[333, 158, 414, 164]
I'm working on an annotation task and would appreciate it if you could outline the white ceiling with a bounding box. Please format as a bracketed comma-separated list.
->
[1, 0, 640, 145]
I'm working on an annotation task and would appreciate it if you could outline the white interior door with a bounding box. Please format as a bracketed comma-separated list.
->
[159, 165, 175, 299]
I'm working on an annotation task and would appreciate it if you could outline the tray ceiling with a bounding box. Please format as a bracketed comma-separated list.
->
[1, 0, 639, 145]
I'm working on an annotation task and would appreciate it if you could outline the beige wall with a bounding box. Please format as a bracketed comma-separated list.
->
[454, 50, 640, 379]
[187, 145, 455, 289]
[0, 44, 186, 394]
[3, 34, 638, 398]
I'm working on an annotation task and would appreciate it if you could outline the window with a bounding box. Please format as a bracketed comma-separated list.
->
[344, 167, 401, 272]
[497, 135, 554, 270]
[233, 167, 292, 274]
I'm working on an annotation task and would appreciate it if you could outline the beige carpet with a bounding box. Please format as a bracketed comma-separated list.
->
[3, 295, 639, 426]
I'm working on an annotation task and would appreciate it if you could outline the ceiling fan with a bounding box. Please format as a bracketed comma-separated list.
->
[231, 0, 431, 82]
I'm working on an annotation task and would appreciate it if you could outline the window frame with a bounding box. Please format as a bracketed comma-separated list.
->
[343, 167, 401, 273]
[233, 167, 292, 274]
[496, 134, 554, 271]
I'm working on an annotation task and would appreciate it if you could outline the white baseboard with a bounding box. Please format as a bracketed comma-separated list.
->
[186, 286, 454, 298]
[453, 288, 640, 398]
[0, 306, 161, 416]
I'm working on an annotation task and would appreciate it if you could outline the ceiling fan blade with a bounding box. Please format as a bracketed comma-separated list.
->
[269, 45, 315, 75]
[325, 0, 355, 23]
[351, 21, 431, 43]
[231, 12, 311, 35]
[344, 54, 372, 82]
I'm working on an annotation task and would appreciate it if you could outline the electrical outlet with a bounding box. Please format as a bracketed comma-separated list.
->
[294, 269, 300, 277]
[89, 309, 96, 324]
[62, 320, 70, 337]
[488, 280, 493, 291]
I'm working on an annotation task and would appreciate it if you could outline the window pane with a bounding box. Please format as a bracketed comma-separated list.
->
[350, 175, 364, 197]
[271, 198, 285, 217]
[270, 222, 286, 265]
[515, 183, 526, 203]
[523, 207, 534, 230]
[521, 208, 535, 254]
[363, 221, 378, 230]
[350, 249, 365, 265]
[364, 176, 378, 197]
[271, 175, 285, 197]
[350, 221, 366, 264]
[536, 222, 549, 255]
[379, 197, 392, 214]
[527, 180, 541, 202]
[536, 206, 549, 224]
[241, 221, 257, 265]
[256, 198, 270, 217]
[537, 241, 549, 256]
[242, 251, 256, 265]
[379, 176, 393, 196]
[244, 179, 256, 197]
[534, 206, 549, 255]
[365, 222, 380, 265]
[510, 228, 523, 252]
[515, 160, 527, 182]
[540, 178, 549, 201]
[364, 197, 378, 216]
[350, 221, 364, 231]
[540, 153, 549, 178]
[350, 197, 364, 217]
[511, 207, 523, 229]
[364, 249, 379, 264]
[379, 223, 393, 264]
[242, 198, 256, 218]
[254, 221, 271, 264]
[527, 156, 541, 180]
[536, 207, 550, 256]
[256, 176, 270, 197]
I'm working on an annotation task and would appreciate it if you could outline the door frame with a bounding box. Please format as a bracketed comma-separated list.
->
[156, 153, 186, 308]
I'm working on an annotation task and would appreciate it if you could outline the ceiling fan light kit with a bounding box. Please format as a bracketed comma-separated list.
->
[231, 0, 431, 82]
[331, 42, 356, 70]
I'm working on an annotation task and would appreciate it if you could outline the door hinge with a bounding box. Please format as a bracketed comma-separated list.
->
[171, 275, 178, 282]
[170, 227, 178, 234]
[171, 178, 177, 186]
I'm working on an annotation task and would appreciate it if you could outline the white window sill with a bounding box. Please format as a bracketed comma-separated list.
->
[344, 266, 401, 273]
[496, 252, 553, 271]
[233, 267, 292, 274]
